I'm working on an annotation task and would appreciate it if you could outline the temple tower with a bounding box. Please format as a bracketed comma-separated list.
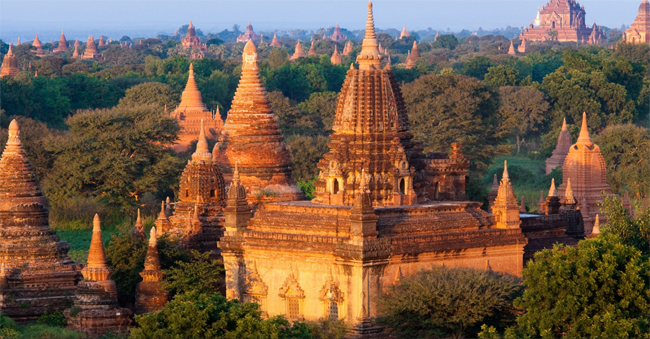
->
[182, 21, 204, 50]
[0, 120, 81, 321]
[508, 41, 516, 55]
[399, 25, 409, 39]
[545, 118, 572, 174]
[330, 23, 346, 42]
[134, 227, 168, 314]
[330, 45, 342, 65]
[169, 64, 224, 152]
[312, 2, 422, 207]
[558, 113, 611, 234]
[82, 35, 100, 59]
[625, 0, 650, 44]
[32, 34, 45, 56]
[133, 209, 146, 239]
[54, 31, 69, 52]
[520, 0, 605, 44]
[290, 40, 306, 60]
[237, 22, 258, 43]
[213, 40, 304, 203]
[308, 41, 318, 55]
[518, 38, 527, 53]
[491, 161, 521, 229]
[270, 30, 282, 47]
[1, 44, 20, 78]
[65, 215, 131, 336]
[343, 41, 353, 55]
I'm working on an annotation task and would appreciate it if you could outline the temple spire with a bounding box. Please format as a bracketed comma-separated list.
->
[177, 63, 208, 111]
[548, 178, 557, 197]
[192, 119, 211, 163]
[87, 214, 108, 269]
[576, 112, 593, 147]
[357, 1, 382, 70]
[134, 209, 145, 239]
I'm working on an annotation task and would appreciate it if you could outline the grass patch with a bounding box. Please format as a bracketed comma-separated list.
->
[0, 314, 83, 339]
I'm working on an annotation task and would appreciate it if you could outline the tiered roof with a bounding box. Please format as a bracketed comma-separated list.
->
[54, 31, 68, 52]
[626, 0, 650, 43]
[0, 44, 20, 78]
[290, 40, 306, 60]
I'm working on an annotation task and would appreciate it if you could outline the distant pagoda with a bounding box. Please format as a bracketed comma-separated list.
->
[53, 31, 69, 52]
[399, 24, 410, 39]
[182, 21, 205, 50]
[237, 22, 258, 43]
[0, 44, 20, 78]
[545, 118, 572, 174]
[330, 45, 342, 65]
[519, 0, 605, 44]
[290, 40, 306, 60]
[82, 35, 100, 59]
[32, 34, 45, 56]
[625, 0, 650, 44]
[329, 23, 346, 42]
[270, 30, 282, 47]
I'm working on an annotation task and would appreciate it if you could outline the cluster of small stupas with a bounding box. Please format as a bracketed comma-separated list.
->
[625, 0, 650, 44]
[0, 44, 20, 78]
[236, 22, 259, 43]
[520, 0, 605, 44]
[218, 3, 585, 335]
[169, 63, 224, 152]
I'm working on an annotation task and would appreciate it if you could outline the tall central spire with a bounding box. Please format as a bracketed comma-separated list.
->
[357, 1, 383, 70]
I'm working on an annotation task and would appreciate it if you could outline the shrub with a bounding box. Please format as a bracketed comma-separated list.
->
[37, 311, 66, 327]
[162, 250, 223, 296]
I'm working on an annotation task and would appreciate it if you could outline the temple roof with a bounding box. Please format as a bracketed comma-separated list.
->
[290, 40, 306, 60]
[87, 214, 109, 270]
[400, 25, 409, 39]
[330, 45, 341, 65]
[176, 64, 209, 112]
[192, 119, 212, 163]
[356, 2, 383, 70]
[32, 34, 42, 47]
[576, 112, 593, 147]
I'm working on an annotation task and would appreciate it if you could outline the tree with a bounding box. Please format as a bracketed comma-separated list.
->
[162, 250, 224, 296]
[488, 234, 650, 339]
[431, 34, 459, 50]
[296, 91, 338, 133]
[402, 73, 511, 172]
[378, 266, 522, 339]
[286, 135, 330, 182]
[600, 195, 650, 256]
[461, 56, 495, 80]
[131, 291, 312, 339]
[595, 124, 650, 199]
[267, 91, 321, 136]
[498, 86, 550, 153]
[117, 82, 179, 109]
[43, 105, 184, 208]
[484, 65, 521, 87]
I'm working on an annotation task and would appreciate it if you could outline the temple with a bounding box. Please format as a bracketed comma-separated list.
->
[625, 0, 650, 44]
[308, 41, 318, 56]
[0, 120, 81, 322]
[508, 41, 516, 55]
[557, 113, 611, 234]
[82, 35, 100, 59]
[219, 4, 584, 335]
[399, 25, 410, 39]
[545, 118, 572, 174]
[213, 40, 304, 203]
[518, 38, 527, 53]
[32, 34, 45, 56]
[237, 22, 258, 43]
[329, 23, 346, 42]
[330, 45, 342, 65]
[290, 40, 306, 60]
[519, 0, 605, 44]
[405, 41, 420, 68]
[270, 30, 282, 47]
[1, 44, 20, 78]
[169, 64, 224, 152]
[342, 41, 353, 55]
[53, 31, 69, 52]
[134, 227, 168, 314]
[98, 35, 106, 47]
[181, 21, 205, 51]
[65, 215, 131, 336]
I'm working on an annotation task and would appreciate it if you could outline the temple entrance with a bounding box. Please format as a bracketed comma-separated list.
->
[332, 179, 339, 194]
[399, 178, 406, 195]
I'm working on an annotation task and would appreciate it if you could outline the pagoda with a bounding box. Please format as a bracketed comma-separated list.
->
[98, 35, 106, 47]
[399, 24, 410, 39]
[508, 41, 516, 55]
[169, 64, 224, 153]
[342, 41, 353, 55]
[65, 215, 131, 336]
[32, 34, 45, 56]
[53, 31, 69, 52]
[72, 44, 79, 58]
[519, 0, 605, 44]
[518, 38, 527, 53]
[329, 23, 346, 42]
[165, 120, 227, 253]
[270, 30, 282, 47]
[134, 227, 168, 314]
[237, 22, 259, 43]
[492, 161, 521, 229]
[1, 44, 20, 78]
[82, 35, 100, 59]
[181, 21, 204, 50]
[330, 45, 342, 65]
[557, 113, 611, 234]
[625, 0, 650, 44]
[308, 41, 318, 55]
[220, 5, 578, 334]
[545, 118, 572, 174]
[290, 40, 306, 60]
[0, 120, 81, 322]
[213, 40, 304, 203]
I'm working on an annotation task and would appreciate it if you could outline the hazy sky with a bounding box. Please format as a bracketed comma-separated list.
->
[0, 0, 641, 42]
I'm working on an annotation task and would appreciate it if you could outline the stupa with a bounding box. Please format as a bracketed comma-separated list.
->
[213, 40, 304, 203]
[342, 40, 353, 55]
[53, 31, 69, 52]
[237, 22, 259, 43]
[72, 44, 79, 58]
[133, 209, 146, 239]
[492, 161, 521, 229]
[545, 118, 572, 174]
[399, 24, 410, 39]
[330, 45, 342, 65]
[65, 215, 132, 336]
[165, 120, 227, 253]
[625, 0, 650, 44]
[134, 227, 168, 314]
[329, 23, 346, 42]
[0, 120, 81, 321]
[270, 30, 282, 47]
[98, 35, 106, 47]
[520, 0, 605, 44]
[82, 35, 100, 59]
[557, 113, 611, 234]
[290, 40, 306, 60]
[508, 41, 516, 55]
[219, 5, 585, 334]
[0, 44, 21, 78]
[181, 21, 204, 50]
[32, 34, 45, 56]
[308, 41, 318, 55]
[169, 64, 224, 152]
[410, 41, 420, 58]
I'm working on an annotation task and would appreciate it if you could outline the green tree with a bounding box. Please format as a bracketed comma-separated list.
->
[431, 34, 459, 50]
[378, 266, 522, 339]
[498, 86, 550, 153]
[297, 92, 338, 133]
[461, 56, 495, 80]
[286, 135, 330, 182]
[162, 250, 224, 296]
[490, 234, 650, 339]
[595, 124, 650, 198]
[131, 291, 312, 339]
[484, 65, 521, 87]
[43, 105, 184, 208]
[267, 91, 321, 136]
[600, 195, 650, 256]
[402, 73, 511, 172]
[118, 82, 179, 109]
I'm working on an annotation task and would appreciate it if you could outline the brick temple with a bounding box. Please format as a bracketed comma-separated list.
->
[0, 44, 20, 78]
[625, 0, 650, 44]
[520, 0, 605, 44]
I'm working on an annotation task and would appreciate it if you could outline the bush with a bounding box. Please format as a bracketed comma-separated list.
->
[378, 266, 522, 338]
[162, 250, 223, 296]
[305, 318, 348, 339]
[37, 311, 66, 327]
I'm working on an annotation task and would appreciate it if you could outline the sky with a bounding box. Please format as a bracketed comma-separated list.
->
[0, 0, 641, 43]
